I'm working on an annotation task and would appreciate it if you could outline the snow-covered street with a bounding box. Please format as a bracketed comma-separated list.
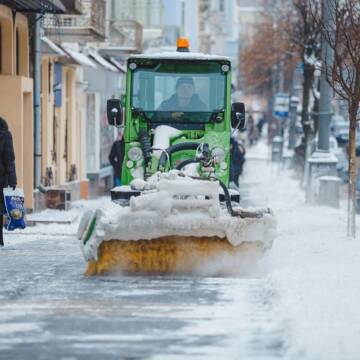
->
[0, 142, 359, 360]
[246, 142, 360, 360]
[0, 234, 284, 359]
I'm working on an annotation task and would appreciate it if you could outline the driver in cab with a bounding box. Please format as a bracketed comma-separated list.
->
[158, 77, 207, 118]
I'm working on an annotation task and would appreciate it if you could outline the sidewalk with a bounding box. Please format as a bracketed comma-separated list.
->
[5, 197, 112, 241]
[244, 141, 360, 360]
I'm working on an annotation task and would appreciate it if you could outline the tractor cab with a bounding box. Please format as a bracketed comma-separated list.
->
[107, 40, 245, 200]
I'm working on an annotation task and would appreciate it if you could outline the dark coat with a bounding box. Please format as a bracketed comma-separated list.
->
[0, 117, 17, 214]
[109, 139, 125, 178]
[158, 94, 207, 112]
[230, 137, 246, 186]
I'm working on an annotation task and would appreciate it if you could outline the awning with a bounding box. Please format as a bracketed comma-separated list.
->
[88, 50, 118, 72]
[41, 37, 67, 56]
[0, 0, 66, 13]
[61, 46, 97, 69]
[108, 57, 127, 73]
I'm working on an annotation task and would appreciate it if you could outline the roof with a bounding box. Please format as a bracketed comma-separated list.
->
[0, 0, 66, 13]
[108, 57, 127, 73]
[61, 45, 97, 69]
[41, 36, 67, 56]
[129, 52, 230, 62]
[88, 50, 118, 72]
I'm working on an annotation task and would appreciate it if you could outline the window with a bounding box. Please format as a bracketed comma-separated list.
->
[219, 0, 225, 12]
[131, 61, 227, 123]
[16, 28, 20, 75]
[0, 25, 2, 74]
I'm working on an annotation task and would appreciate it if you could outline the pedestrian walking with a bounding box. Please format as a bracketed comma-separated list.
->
[109, 131, 125, 187]
[256, 115, 266, 138]
[0, 117, 17, 247]
[247, 114, 258, 146]
[230, 137, 246, 188]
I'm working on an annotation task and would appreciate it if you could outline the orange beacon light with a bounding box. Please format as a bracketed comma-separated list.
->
[177, 38, 190, 52]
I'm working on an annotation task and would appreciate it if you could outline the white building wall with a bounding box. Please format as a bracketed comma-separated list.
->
[162, 0, 199, 51]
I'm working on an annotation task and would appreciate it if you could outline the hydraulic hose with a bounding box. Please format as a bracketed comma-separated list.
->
[139, 128, 152, 165]
[158, 142, 203, 170]
[217, 178, 237, 216]
[175, 159, 201, 171]
[217, 178, 269, 218]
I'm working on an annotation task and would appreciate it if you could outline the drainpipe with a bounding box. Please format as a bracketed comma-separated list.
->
[34, 14, 42, 187]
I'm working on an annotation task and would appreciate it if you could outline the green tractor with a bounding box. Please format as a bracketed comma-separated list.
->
[79, 43, 276, 276]
[107, 44, 246, 204]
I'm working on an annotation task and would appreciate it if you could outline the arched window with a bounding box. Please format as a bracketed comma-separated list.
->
[0, 25, 2, 73]
[0, 5, 14, 75]
[16, 28, 19, 75]
[14, 13, 29, 77]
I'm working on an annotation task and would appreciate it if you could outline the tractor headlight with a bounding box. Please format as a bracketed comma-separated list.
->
[212, 147, 225, 163]
[126, 160, 134, 169]
[128, 147, 142, 161]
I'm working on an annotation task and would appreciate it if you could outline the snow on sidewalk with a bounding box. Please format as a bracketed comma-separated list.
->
[244, 141, 360, 360]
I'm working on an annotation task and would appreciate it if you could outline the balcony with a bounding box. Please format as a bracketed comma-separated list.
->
[43, 0, 106, 42]
[99, 20, 143, 56]
[60, 0, 83, 14]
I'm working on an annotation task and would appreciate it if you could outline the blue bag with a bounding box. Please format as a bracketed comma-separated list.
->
[3, 188, 26, 231]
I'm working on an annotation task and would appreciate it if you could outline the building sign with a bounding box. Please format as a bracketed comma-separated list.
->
[273, 93, 290, 118]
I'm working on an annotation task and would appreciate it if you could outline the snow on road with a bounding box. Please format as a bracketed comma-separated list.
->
[244, 142, 360, 360]
[0, 195, 284, 358]
[0, 140, 359, 359]
[0, 234, 285, 359]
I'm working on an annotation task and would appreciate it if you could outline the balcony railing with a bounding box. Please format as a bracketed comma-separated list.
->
[43, 0, 106, 42]
[111, 20, 143, 50]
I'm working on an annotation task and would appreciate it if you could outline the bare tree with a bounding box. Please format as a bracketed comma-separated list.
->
[241, 15, 296, 94]
[289, 1, 322, 141]
[313, 0, 359, 238]
[241, 0, 322, 153]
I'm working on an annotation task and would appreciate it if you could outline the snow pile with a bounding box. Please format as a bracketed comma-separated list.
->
[152, 125, 182, 158]
[80, 172, 276, 261]
[244, 143, 360, 360]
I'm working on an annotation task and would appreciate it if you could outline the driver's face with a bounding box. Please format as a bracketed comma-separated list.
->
[176, 83, 194, 99]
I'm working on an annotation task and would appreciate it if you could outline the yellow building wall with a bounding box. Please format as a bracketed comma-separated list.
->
[0, 6, 33, 209]
[41, 57, 56, 183]
[0, 5, 14, 75]
[0, 76, 34, 209]
[40, 60, 88, 199]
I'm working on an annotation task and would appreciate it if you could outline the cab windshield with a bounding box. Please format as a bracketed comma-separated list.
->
[131, 61, 227, 123]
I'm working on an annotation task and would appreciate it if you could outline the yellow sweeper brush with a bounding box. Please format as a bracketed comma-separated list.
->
[78, 173, 276, 276]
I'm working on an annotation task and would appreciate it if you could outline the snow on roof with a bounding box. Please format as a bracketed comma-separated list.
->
[130, 52, 230, 62]
[41, 37, 67, 57]
[88, 50, 118, 72]
[109, 57, 127, 73]
[61, 46, 97, 69]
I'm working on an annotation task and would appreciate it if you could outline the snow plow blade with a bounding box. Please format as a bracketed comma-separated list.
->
[78, 173, 276, 276]
[85, 237, 264, 276]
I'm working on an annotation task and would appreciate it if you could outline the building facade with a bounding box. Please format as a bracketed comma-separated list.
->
[112, 0, 164, 49]
[162, 0, 199, 51]
[0, 5, 34, 209]
[43, 0, 126, 200]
